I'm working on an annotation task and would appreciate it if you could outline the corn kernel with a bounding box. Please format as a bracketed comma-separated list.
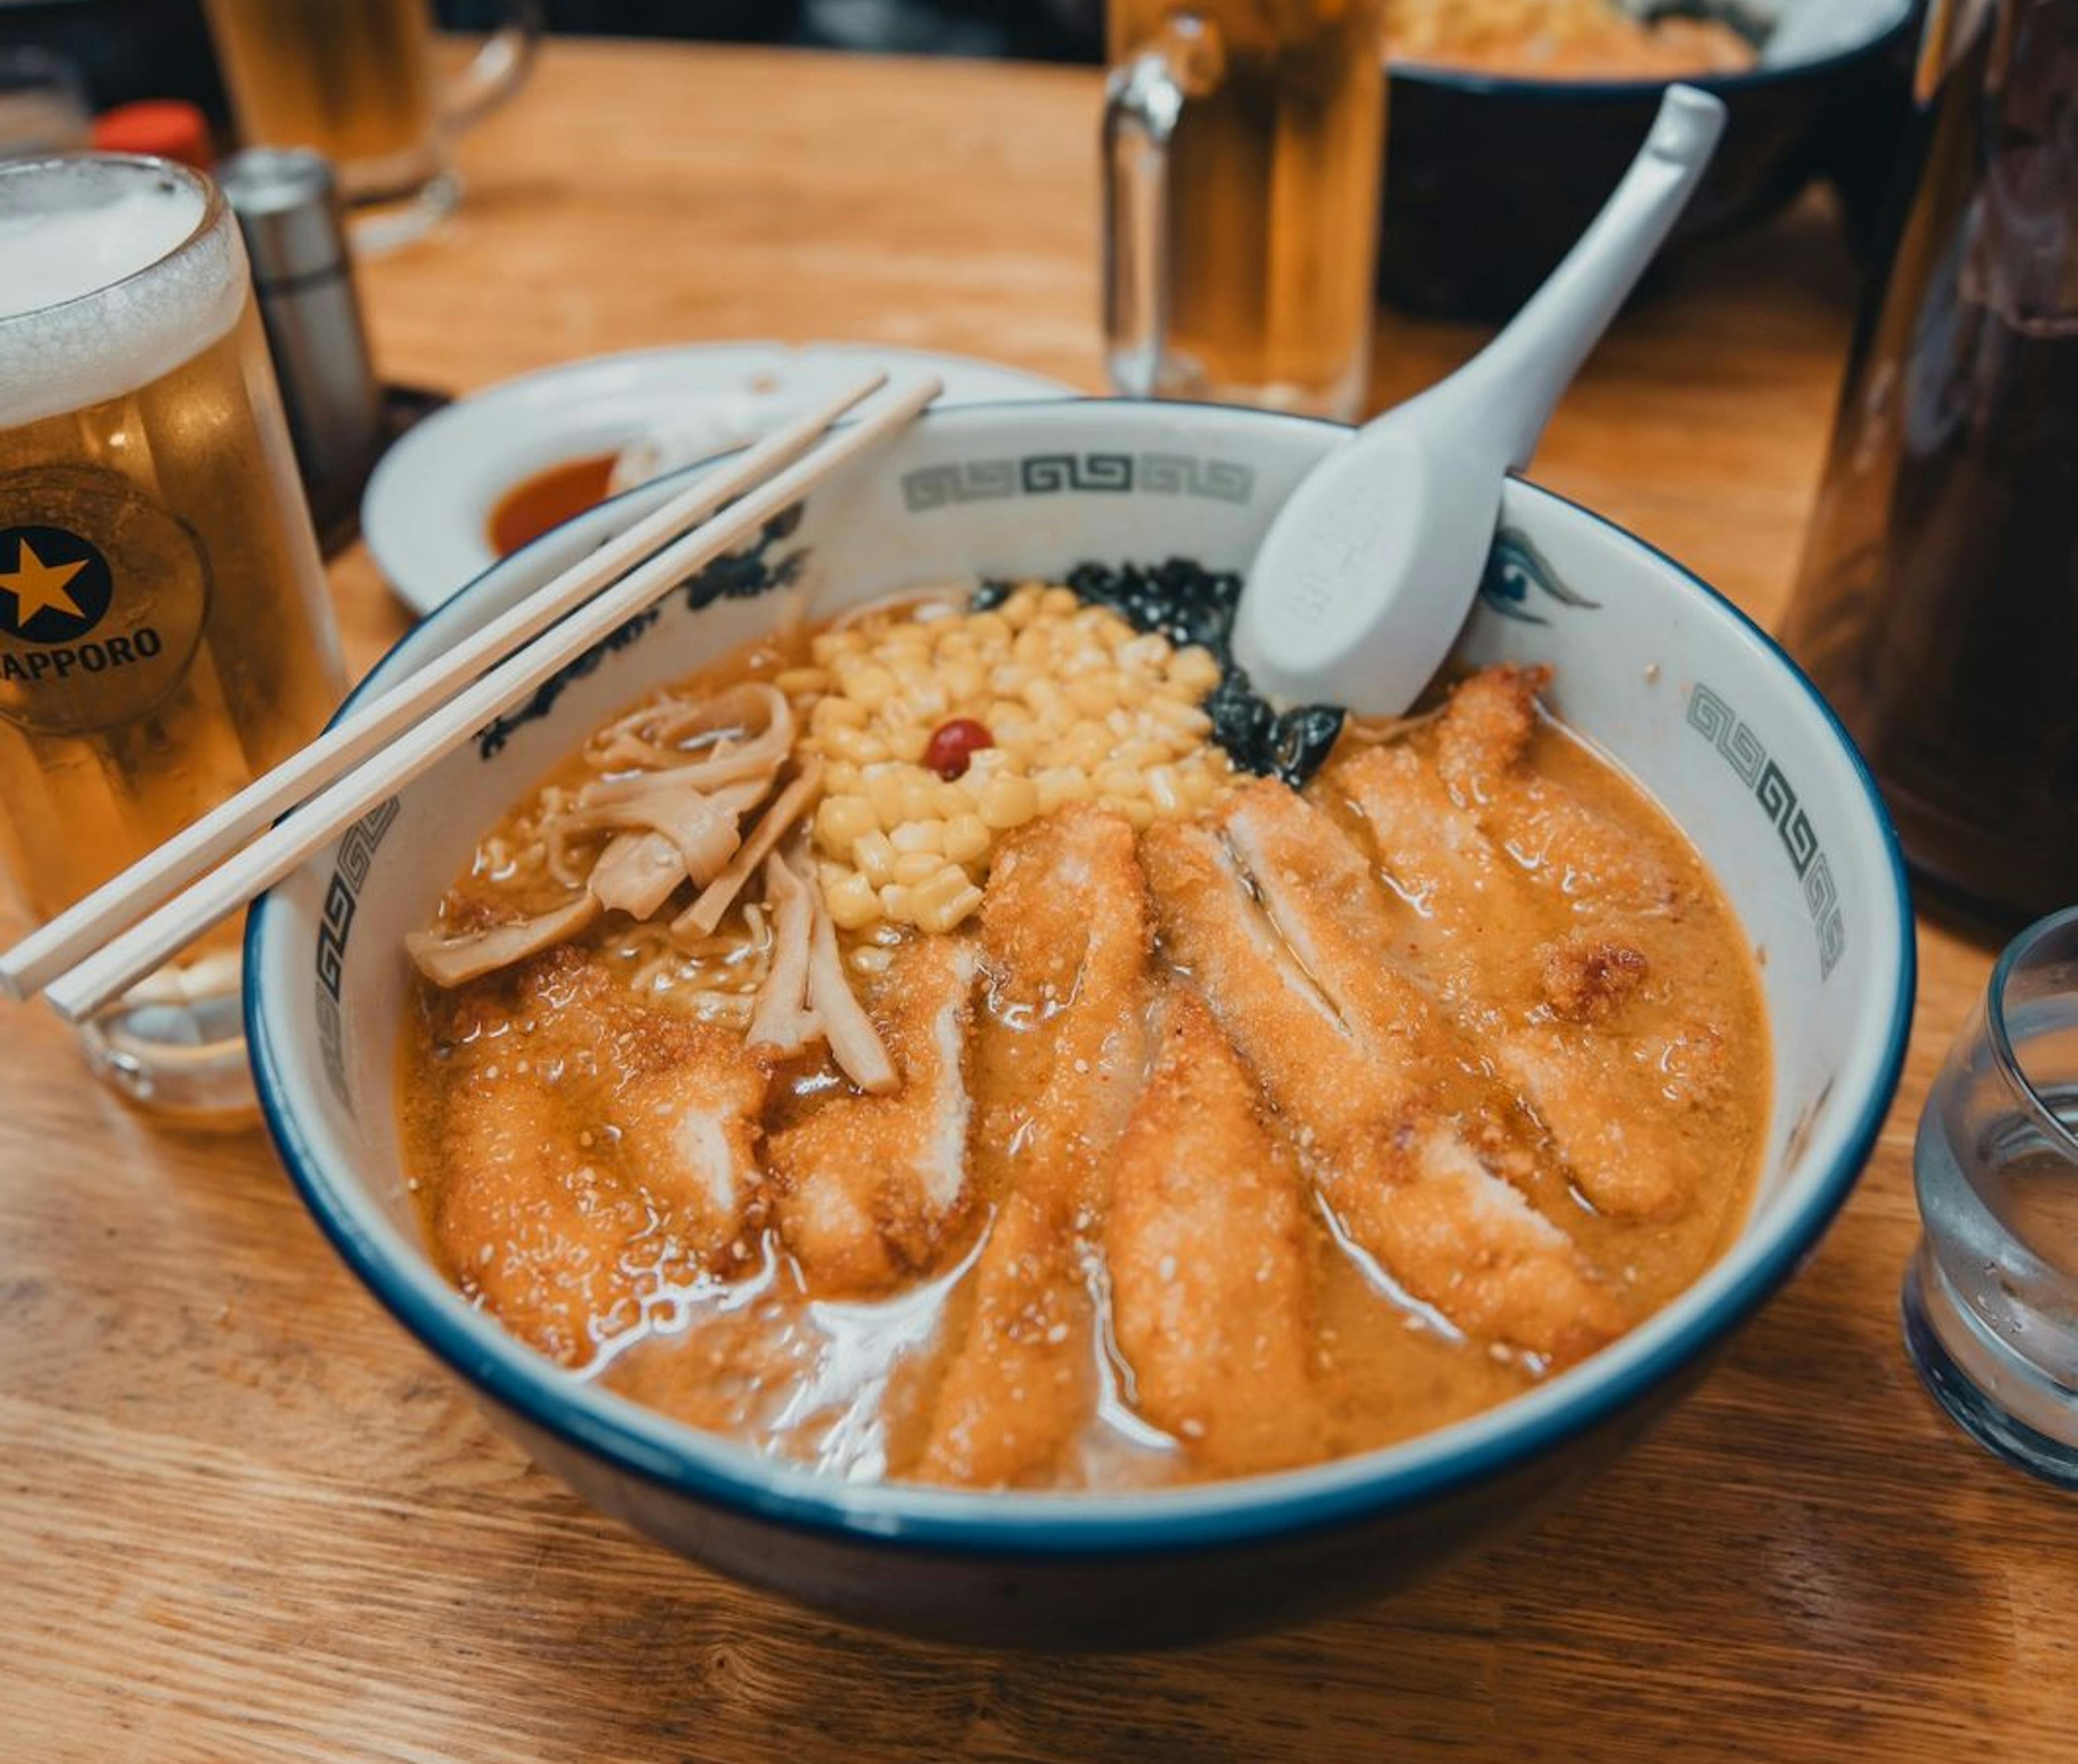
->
[1020, 675, 1064, 718]
[939, 659, 986, 705]
[1039, 585, 1079, 617]
[852, 662, 904, 709]
[1063, 676, 1115, 718]
[865, 769, 909, 826]
[812, 695, 868, 733]
[1094, 763, 1143, 799]
[912, 863, 984, 932]
[1119, 634, 1169, 672]
[823, 872, 881, 930]
[774, 666, 829, 696]
[893, 850, 944, 886]
[816, 794, 876, 851]
[966, 611, 1012, 647]
[1117, 737, 1169, 769]
[977, 773, 1040, 830]
[1170, 645, 1222, 694]
[1064, 722, 1113, 772]
[853, 829, 898, 886]
[890, 821, 943, 856]
[879, 883, 913, 921]
[845, 727, 898, 766]
[823, 759, 861, 794]
[1035, 766, 1088, 813]
[1150, 697, 1213, 738]
[886, 725, 929, 765]
[1001, 585, 1042, 629]
[1146, 765, 1185, 814]
[943, 812, 990, 864]
[900, 679, 949, 721]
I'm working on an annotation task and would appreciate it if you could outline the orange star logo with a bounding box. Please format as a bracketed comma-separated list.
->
[0, 537, 88, 627]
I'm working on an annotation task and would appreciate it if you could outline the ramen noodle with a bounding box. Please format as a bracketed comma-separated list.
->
[399, 568, 1768, 1490]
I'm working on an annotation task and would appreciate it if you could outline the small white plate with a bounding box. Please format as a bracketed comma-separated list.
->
[361, 341, 1076, 616]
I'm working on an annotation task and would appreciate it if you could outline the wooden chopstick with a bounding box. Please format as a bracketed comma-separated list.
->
[0, 369, 891, 1006]
[38, 373, 943, 1024]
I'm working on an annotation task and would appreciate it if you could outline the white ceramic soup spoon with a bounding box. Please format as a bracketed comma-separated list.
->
[1232, 83, 1727, 718]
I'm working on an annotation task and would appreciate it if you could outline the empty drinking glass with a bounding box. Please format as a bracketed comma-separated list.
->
[1904, 905, 2078, 1486]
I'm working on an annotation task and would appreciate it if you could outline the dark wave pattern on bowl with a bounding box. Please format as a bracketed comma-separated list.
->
[1379, 2, 1920, 319]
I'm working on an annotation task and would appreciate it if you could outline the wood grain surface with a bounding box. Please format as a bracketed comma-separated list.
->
[4, 37, 2068, 1764]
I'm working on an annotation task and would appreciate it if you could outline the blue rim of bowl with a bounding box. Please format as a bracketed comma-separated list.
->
[248, 396, 1916, 1559]
[1387, 1, 1915, 101]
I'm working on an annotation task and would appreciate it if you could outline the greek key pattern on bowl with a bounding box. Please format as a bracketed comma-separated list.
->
[1687, 682, 1846, 979]
[900, 452, 1255, 512]
[1477, 528, 1602, 624]
[314, 795, 401, 1108]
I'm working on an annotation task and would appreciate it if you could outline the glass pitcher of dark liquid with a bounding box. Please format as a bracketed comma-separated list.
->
[1783, 0, 2078, 919]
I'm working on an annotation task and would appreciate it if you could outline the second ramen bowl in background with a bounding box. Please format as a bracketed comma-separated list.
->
[1382, 0, 1918, 318]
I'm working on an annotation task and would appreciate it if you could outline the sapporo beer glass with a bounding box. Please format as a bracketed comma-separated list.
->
[203, 0, 540, 250]
[1104, 0, 1387, 420]
[0, 155, 346, 1116]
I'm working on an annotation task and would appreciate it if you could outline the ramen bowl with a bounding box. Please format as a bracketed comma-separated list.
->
[246, 398, 1912, 1648]
[1381, 0, 1918, 317]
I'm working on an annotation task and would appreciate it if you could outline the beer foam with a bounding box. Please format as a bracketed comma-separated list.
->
[0, 159, 247, 430]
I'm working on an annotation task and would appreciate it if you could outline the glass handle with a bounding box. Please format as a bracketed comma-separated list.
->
[442, 0, 543, 133]
[1102, 45, 1188, 399]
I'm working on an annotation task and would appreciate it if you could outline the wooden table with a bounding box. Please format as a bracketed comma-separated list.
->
[5, 38, 2068, 1764]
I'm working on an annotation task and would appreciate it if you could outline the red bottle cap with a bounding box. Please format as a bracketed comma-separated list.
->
[91, 101, 215, 172]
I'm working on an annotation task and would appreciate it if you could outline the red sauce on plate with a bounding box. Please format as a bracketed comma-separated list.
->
[487, 452, 619, 557]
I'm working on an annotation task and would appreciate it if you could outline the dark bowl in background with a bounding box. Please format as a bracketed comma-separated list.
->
[1379, 1, 1921, 318]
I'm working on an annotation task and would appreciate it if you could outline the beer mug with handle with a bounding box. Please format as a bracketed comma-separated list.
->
[204, 0, 541, 251]
[0, 155, 346, 1117]
[1103, 0, 1387, 421]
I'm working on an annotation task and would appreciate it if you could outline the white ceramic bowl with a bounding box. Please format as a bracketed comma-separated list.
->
[248, 399, 1913, 1647]
[360, 342, 1073, 614]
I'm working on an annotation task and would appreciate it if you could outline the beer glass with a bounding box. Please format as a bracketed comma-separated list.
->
[203, 0, 540, 251]
[1103, 0, 1387, 420]
[0, 155, 345, 1116]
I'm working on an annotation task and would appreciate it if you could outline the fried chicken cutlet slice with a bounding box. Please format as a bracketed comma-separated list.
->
[769, 934, 981, 1297]
[1432, 665, 1678, 917]
[1106, 990, 1318, 1475]
[915, 807, 1153, 1487]
[435, 946, 768, 1366]
[1338, 737, 1690, 1220]
[1143, 784, 1623, 1366]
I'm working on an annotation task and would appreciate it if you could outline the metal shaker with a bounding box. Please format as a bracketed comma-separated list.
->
[217, 147, 383, 545]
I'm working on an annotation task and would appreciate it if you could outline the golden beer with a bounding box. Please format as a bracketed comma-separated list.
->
[205, 0, 537, 247]
[0, 155, 344, 1111]
[1104, 0, 1386, 419]
[204, 0, 441, 203]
